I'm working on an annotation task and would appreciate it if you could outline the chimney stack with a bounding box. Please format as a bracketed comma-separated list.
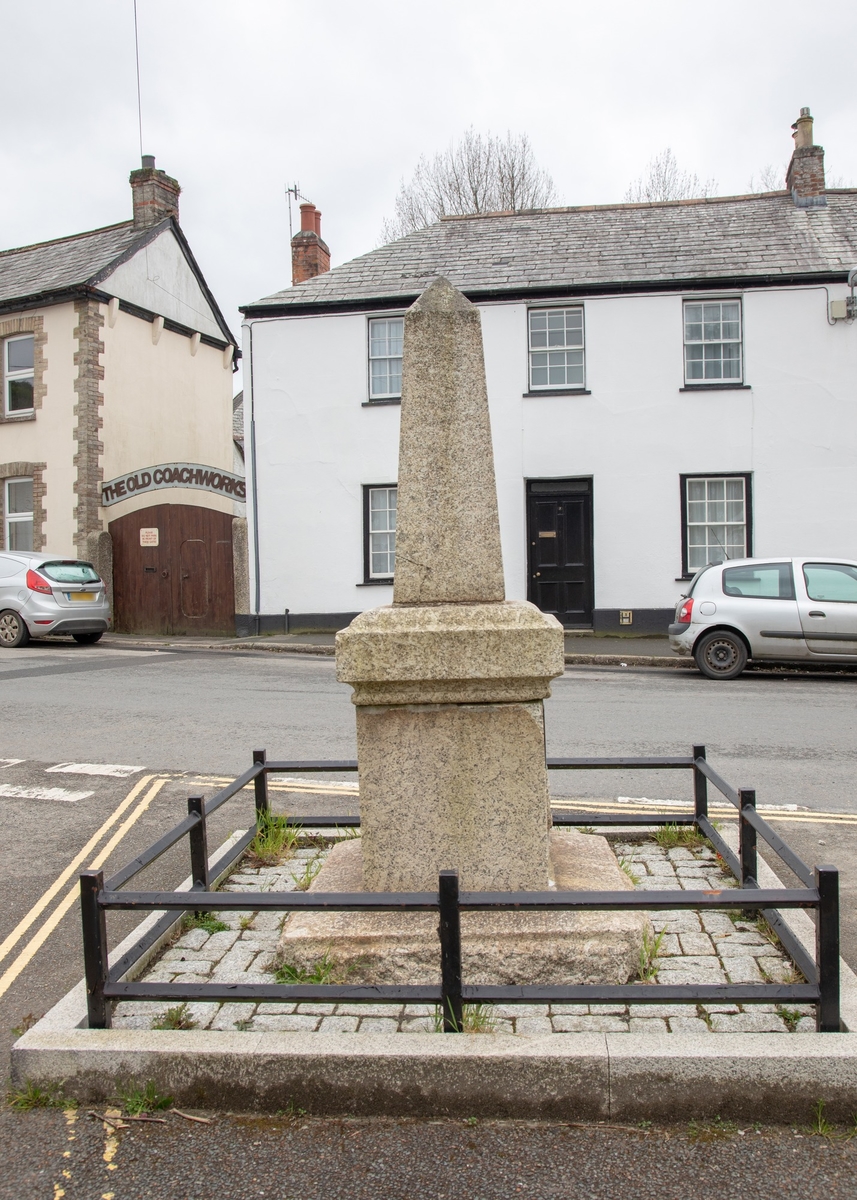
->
[291, 202, 331, 285]
[130, 156, 181, 228]
[786, 108, 826, 208]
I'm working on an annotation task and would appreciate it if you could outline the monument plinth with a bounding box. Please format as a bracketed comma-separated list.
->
[279, 278, 646, 984]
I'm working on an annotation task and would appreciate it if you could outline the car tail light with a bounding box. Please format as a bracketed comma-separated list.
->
[26, 569, 52, 594]
[678, 597, 694, 624]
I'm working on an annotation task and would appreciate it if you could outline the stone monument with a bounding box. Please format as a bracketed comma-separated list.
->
[278, 278, 646, 985]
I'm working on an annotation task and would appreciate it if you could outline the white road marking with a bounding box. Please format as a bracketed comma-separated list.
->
[45, 762, 144, 778]
[0, 759, 25, 769]
[0, 784, 94, 803]
[613, 796, 806, 812]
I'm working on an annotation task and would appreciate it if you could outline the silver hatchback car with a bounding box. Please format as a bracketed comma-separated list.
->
[669, 556, 857, 679]
[0, 552, 111, 647]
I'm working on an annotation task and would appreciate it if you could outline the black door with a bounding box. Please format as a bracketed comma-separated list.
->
[527, 479, 593, 626]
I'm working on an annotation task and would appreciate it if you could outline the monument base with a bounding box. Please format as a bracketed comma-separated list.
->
[276, 831, 648, 987]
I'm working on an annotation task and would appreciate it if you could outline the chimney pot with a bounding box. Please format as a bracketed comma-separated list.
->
[314, 210, 322, 236]
[141, 154, 156, 169]
[300, 202, 317, 232]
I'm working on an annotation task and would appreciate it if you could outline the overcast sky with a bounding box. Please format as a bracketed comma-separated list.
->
[3, 0, 856, 393]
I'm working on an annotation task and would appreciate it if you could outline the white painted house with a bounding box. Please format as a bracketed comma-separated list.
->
[240, 110, 857, 635]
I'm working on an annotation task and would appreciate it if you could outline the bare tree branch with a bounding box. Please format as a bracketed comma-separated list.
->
[624, 148, 717, 203]
[747, 163, 787, 192]
[380, 129, 557, 242]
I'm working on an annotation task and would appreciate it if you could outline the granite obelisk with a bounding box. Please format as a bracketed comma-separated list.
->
[336, 277, 565, 892]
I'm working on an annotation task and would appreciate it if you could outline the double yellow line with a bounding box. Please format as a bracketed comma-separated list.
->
[0, 773, 169, 1002]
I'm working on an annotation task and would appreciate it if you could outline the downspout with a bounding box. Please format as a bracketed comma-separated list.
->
[245, 320, 262, 636]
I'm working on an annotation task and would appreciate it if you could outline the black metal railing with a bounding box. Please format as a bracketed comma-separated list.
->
[80, 745, 841, 1033]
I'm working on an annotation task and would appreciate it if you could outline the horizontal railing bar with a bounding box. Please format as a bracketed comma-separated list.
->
[102, 980, 819, 1006]
[206, 827, 257, 884]
[550, 812, 697, 827]
[546, 757, 695, 770]
[696, 815, 742, 879]
[99, 886, 818, 913]
[465, 983, 819, 1004]
[100, 890, 440, 911]
[105, 981, 441, 1003]
[282, 816, 361, 828]
[104, 813, 200, 892]
[743, 808, 815, 888]
[695, 758, 740, 807]
[205, 763, 266, 815]
[760, 907, 818, 985]
[264, 760, 359, 773]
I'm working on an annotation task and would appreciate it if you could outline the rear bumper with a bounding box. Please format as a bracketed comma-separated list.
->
[43, 618, 110, 635]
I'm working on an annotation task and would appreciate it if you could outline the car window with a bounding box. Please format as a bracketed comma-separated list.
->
[722, 563, 794, 600]
[686, 565, 714, 597]
[38, 560, 100, 584]
[803, 563, 857, 604]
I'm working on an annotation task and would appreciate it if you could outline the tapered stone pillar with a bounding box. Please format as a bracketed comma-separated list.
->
[336, 278, 564, 892]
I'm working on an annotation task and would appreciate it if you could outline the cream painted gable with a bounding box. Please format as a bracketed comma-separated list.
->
[99, 228, 223, 340]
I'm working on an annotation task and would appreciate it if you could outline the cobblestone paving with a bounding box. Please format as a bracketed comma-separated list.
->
[113, 837, 816, 1035]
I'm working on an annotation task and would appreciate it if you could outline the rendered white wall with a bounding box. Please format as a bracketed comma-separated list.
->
[245, 284, 857, 619]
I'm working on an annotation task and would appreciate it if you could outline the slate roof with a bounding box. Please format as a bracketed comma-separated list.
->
[245, 191, 857, 312]
[0, 221, 144, 308]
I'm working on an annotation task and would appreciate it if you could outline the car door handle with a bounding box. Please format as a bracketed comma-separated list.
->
[808, 610, 826, 617]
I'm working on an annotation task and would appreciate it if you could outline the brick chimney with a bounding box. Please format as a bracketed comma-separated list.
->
[130, 155, 181, 229]
[291, 202, 330, 285]
[786, 108, 826, 208]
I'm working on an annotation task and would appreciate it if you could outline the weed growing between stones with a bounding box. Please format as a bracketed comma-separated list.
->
[7, 1080, 73, 1110]
[275, 951, 340, 985]
[777, 1007, 804, 1032]
[654, 824, 707, 851]
[618, 857, 640, 886]
[293, 857, 323, 891]
[183, 912, 229, 936]
[117, 1081, 173, 1114]
[687, 1114, 739, 1142]
[808, 1099, 834, 1137]
[432, 1003, 497, 1034]
[638, 926, 665, 982]
[247, 812, 300, 866]
[152, 1003, 198, 1031]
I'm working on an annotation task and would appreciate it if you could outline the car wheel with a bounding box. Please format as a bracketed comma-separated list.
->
[72, 632, 103, 645]
[0, 610, 30, 648]
[694, 630, 748, 680]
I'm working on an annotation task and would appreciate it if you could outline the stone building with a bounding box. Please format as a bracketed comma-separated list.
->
[240, 109, 857, 635]
[0, 158, 244, 635]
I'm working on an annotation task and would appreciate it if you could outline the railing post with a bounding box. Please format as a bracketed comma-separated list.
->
[253, 749, 269, 823]
[438, 870, 463, 1033]
[692, 744, 707, 821]
[80, 870, 110, 1029]
[187, 795, 209, 891]
[816, 864, 841, 1032]
[739, 788, 757, 888]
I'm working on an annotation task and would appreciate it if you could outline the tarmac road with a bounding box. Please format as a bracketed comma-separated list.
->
[1, 640, 856, 1194]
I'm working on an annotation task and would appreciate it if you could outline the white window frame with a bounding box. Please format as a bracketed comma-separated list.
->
[682, 298, 743, 385]
[365, 485, 397, 579]
[4, 476, 34, 552]
[527, 306, 585, 391]
[682, 474, 750, 575]
[368, 317, 404, 400]
[4, 334, 35, 415]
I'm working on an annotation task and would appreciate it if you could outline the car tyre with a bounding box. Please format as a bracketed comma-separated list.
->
[73, 632, 103, 645]
[0, 610, 30, 648]
[694, 629, 748, 680]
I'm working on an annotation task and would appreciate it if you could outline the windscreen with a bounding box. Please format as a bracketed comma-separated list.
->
[39, 560, 101, 584]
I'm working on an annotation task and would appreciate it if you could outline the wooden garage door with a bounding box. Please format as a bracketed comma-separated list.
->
[109, 504, 234, 635]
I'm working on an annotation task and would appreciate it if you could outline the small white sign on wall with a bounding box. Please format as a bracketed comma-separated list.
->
[140, 528, 160, 547]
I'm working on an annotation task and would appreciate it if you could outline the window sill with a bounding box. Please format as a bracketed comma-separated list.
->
[362, 398, 401, 407]
[523, 388, 591, 398]
[357, 579, 394, 587]
[0, 411, 36, 422]
[679, 384, 750, 392]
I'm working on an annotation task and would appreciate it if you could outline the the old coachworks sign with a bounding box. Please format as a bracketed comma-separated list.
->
[101, 463, 246, 507]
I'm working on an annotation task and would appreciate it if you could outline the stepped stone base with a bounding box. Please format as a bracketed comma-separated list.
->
[276, 830, 648, 987]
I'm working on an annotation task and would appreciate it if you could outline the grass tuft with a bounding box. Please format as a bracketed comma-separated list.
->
[654, 824, 706, 851]
[776, 1006, 804, 1032]
[7, 1080, 72, 1110]
[247, 812, 299, 866]
[618, 857, 640, 886]
[687, 1114, 738, 1142]
[808, 1099, 834, 1137]
[638, 927, 665, 982]
[152, 1003, 198, 1031]
[275, 952, 340, 985]
[118, 1081, 173, 1114]
[433, 1003, 497, 1034]
[293, 857, 323, 891]
[183, 912, 229, 936]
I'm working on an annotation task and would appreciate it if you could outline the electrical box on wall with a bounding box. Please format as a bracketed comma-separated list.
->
[829, 300, 848, 320]
[619, 610, 633, 625]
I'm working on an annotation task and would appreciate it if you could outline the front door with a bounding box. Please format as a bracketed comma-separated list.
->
[527, 479, 593, 627]
[110, 503, 235, 635]
[797, 560, 857, 655]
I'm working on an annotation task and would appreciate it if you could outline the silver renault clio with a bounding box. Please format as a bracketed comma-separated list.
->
[669, 556, 857, 679]
[0, 552, 111, 647]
